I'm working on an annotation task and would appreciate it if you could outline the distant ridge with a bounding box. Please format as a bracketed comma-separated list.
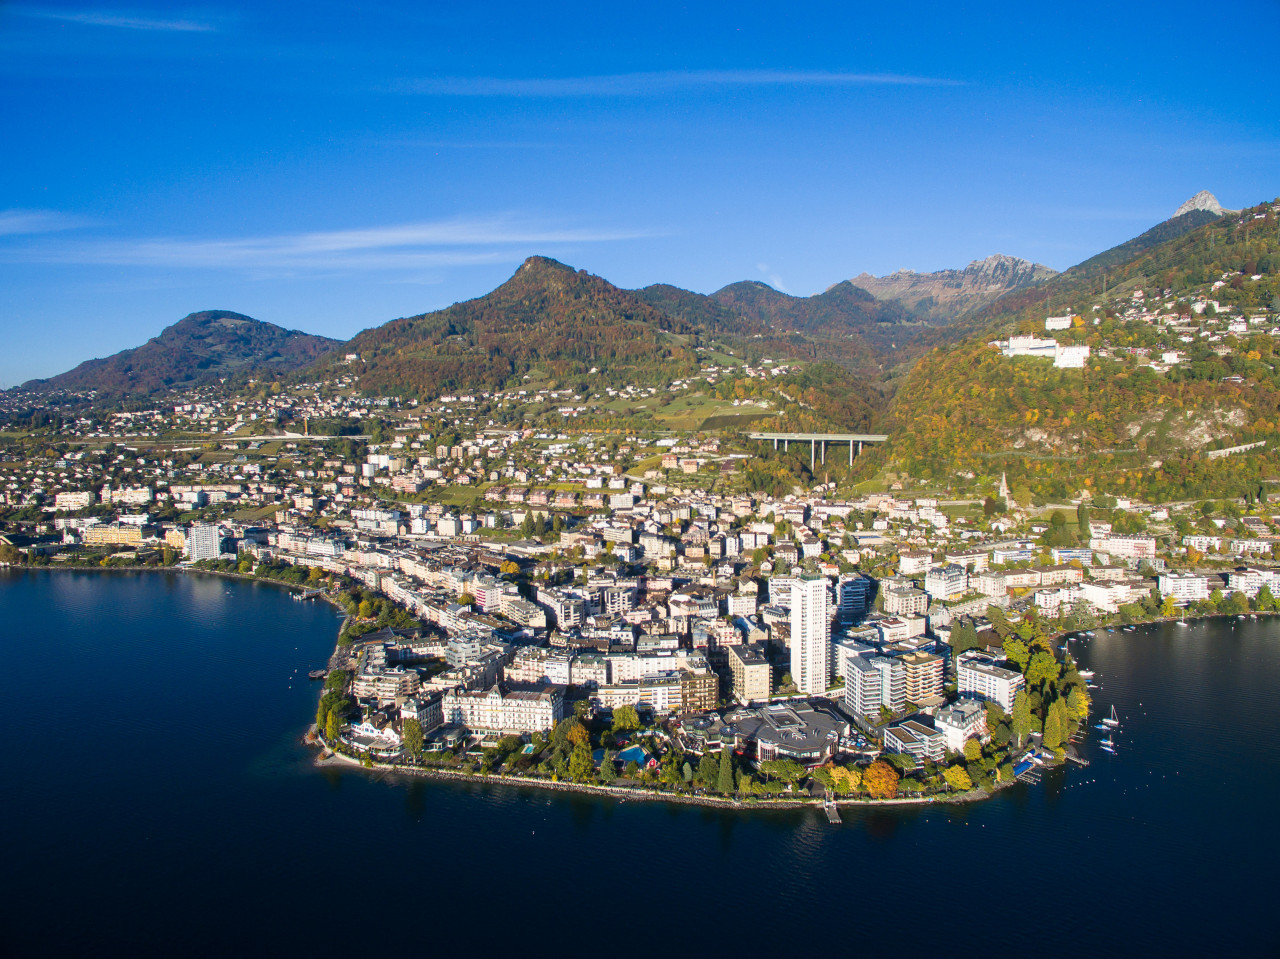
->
[22, 310, 339, 395]
[850, 253, 1056, 323]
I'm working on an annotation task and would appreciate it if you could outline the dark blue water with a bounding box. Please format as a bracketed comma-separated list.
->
[1, 571, 1275, 957]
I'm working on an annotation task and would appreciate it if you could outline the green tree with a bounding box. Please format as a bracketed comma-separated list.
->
[1025, 651, 1060, 687]
[611, 704, 642, 733]
[325, 709, 341, 743]
[1003, 637, 1030, 671]
[962, 738, 983, 763]
[402, 718, 424, 761]
[1011, 689, 1033, 748]
[1258, 584, 1277, 612]
[696, 753, 718, 788]
[568, 740, 595, 782]
[598, 750, 618, 783]
[759, 758, 806, 783]
[717, 747, 736, 795]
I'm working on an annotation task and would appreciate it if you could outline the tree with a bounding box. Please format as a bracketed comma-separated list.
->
[717, 748, 736, 795]
[759, 758, 806, 784]
[402, 718, 424, 762]
[1043, 698, 1067, 751]
[1065, 684, 1090, 722]
[611, 704, 642, 733]
[568, 740, 595, 782]
[598, 750, 618, 783]
[830, 764, 861, 795]
[1011, 690, 1033, 748]
[325, 710, 341, 743]
[962, 738, 983, 763]
[862, 760, 899, 799]
[1161, 593, 1179, 618]
[942, 765, 974, 792]
[1003, 637, 1030, 671]
[552, 717, 586, 749]
[811, 765, 835, 794]
[499, 560, 520, 576]
[357, 599, 374, 618]
[1025, 651, 1060, 687]
[696, 753, 718, 788]
[1258, 584, 1277, 612]
[950, 620, 981, 656]
[1076, 502, 1091, 538]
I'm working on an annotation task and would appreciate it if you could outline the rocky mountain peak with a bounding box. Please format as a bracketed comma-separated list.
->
[1174, 191, 1224, 218]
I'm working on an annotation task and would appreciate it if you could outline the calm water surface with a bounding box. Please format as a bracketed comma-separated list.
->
[1, 570, 1276, 957]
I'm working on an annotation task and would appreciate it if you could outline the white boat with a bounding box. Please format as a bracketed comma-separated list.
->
[1101, 706, 1120, 728]
[1100, 741, 1116, 754]
[1078, 669, 1095, 679]
[1176, 620, 1190, 627]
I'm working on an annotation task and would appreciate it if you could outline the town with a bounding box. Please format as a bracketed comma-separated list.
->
[5, 355, 1279, 804]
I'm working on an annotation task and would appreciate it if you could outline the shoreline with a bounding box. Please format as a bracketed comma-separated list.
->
[311, 740, 998, 809]
[9, 563, 1262, 812]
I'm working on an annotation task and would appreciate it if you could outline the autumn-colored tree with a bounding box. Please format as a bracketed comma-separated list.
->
[943, 765, 974, 792]
[830, 764, 862, 795]
[1065, 684, 1091, 722]
[962, 738, 983, 763]
[862, 760, 899, 800]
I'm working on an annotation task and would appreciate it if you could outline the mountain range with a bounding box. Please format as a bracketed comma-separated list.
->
[16, 190, 1253, 423]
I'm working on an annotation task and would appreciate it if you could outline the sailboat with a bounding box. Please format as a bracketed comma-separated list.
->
[1101, 706, 1120, 728]
[1099, 737, 1116, 754]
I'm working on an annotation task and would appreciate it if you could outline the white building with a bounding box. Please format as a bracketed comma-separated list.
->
[187, 523, 222, 561]
[1053, 344, 1091, 368]
[1157, 572, 1210, 604]
[440, 685, 565, 734]
[790, 573, 830, 696]
[957, 654, 1024, 712]
[935, 699, 990, 753]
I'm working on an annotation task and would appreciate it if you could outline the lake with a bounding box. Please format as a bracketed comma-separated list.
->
[1, 569, 1275, 956]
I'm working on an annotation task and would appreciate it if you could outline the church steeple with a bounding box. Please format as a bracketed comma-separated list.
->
[998, 472, 1011, 506]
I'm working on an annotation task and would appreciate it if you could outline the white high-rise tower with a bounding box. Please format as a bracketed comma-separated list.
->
[791, 572, 830, 696]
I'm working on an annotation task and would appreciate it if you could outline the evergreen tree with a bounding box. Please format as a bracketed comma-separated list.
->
[402, 718, 424, 762]
[598, 750, 617, 783]
[1043, 698, 1067, 751]
[717, 747, 736, 795]
[1011, 690, 1033, 748]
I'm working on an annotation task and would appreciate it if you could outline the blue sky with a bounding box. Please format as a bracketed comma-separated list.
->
[2, 0, 1278, 385]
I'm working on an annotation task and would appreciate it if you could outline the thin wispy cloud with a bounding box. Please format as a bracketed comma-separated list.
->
[0, 209, 92, 236]
[392, 69, 962, 97]
[12, 7, 217, 32]
[4, 215, 657, 274]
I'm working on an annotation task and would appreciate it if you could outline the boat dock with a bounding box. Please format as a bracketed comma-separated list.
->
[823, 801, 842, 824]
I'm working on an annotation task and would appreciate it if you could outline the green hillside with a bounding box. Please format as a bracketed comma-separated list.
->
[21, 311, 339, 396]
